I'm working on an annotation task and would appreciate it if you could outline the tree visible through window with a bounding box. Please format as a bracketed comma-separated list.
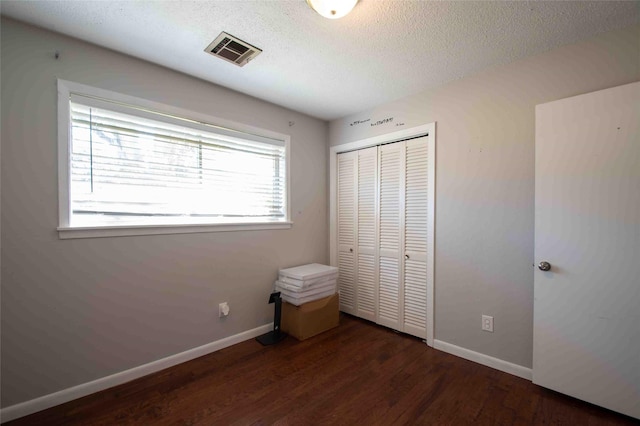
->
[67, 97, 287, 227]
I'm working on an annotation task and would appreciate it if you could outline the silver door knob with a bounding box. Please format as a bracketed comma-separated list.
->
[538, 261, 551, 271]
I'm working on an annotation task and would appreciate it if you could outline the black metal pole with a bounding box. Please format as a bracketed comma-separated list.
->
[273, 295, 282, 335]
[256, 291, 287, 346]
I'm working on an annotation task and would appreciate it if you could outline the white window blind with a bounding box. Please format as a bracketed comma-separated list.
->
[67, 94, 287, 228]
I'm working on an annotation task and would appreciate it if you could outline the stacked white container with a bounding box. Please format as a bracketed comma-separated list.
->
[276, 263, 338, 306]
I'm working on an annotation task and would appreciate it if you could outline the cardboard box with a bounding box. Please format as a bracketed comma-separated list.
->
[282, 293, 339, 341]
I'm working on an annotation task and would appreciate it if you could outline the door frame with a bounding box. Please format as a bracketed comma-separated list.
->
[329, 122, 436, 346]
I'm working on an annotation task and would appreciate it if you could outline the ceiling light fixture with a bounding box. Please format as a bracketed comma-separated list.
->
[306, 0, 358, 19]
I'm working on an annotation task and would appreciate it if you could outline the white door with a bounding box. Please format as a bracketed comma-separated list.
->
[356, 147, 378, 322]
[337, 151, 357, 315]
[403, 137, 429, 338]
[533, 82, 640, 419]
[377, 142, 404, 331]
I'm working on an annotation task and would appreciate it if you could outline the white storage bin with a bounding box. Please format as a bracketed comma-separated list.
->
[279, 263, 338, 280]
[279, 288, 337, 306]
[278, 263, 338, 289]
[275, 280, 336, 297]
[278, 274, 337, 289]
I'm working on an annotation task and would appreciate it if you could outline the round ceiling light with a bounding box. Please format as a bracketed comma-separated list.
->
[306, 0, 358, 19]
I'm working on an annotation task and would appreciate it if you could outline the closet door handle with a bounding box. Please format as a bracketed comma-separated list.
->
[405, 254, 410, 260]
[349, 248, 353, 253]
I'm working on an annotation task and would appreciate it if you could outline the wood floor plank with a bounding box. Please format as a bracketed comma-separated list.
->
[6, 315, 637, 425]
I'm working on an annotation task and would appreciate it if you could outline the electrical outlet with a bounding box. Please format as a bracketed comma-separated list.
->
[482, 315, 494, 332]
[219, 302, 230, 318]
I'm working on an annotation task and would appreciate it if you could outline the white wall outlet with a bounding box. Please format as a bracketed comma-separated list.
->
[482, 315, 494, 332]
[219, 302, 230, 318]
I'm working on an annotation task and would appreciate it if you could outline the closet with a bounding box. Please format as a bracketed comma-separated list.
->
[336, 136, 431, 339]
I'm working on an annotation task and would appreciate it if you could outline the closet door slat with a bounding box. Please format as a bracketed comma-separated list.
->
[377, 143, 403, 330]
[356, 147, 378, 321]
[403, 137, 429, 338]
[337, 151, 357, 314]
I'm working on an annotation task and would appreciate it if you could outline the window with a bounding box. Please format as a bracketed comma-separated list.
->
[58, 80, 291, 238]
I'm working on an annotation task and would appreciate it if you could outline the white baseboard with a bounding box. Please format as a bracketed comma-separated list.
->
[433, 339, 532, 381]
[0, 323, 273, 423]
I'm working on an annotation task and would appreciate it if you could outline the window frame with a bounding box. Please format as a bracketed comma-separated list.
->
[57, 79, 292, 239]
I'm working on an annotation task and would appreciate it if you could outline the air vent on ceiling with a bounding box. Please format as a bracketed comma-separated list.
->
[205, 32, 262, 67]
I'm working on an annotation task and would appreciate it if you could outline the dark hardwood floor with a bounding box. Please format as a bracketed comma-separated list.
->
[7, 315, 637, 425]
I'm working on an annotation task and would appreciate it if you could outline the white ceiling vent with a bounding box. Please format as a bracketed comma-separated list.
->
[205, 32, 262, 67]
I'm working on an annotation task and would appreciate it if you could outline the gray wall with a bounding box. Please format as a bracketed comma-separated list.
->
[1, 18, 328, 408]
[329, 25, 640, 369]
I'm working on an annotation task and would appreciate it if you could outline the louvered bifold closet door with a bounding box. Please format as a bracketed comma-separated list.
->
[356, 147, 378, 321]
[403, 137, 429, 338]
[377, 142, 405, 331]
[337, 151, 357, 314]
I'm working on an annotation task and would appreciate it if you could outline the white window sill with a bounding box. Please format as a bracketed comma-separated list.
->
[57, 222, 293, 239]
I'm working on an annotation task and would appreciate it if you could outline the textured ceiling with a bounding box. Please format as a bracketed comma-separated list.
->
[1, 1, 638, 121]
